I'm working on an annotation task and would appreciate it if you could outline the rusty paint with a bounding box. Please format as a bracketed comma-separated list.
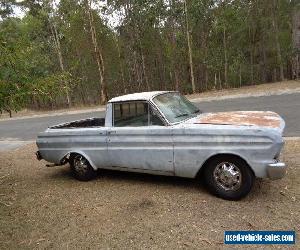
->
[195, 111, 281, 128]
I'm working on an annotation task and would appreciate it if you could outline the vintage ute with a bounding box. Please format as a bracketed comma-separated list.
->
[36, 91, 286, 200]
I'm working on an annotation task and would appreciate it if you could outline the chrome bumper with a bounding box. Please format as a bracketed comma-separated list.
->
[267, 162, 286, 180]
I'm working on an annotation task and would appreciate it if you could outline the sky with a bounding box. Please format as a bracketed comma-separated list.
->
[12, 5, 25, 18]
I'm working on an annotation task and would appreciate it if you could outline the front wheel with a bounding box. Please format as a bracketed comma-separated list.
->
[204, 156, 254, 200]
[70, 154, 97, 181]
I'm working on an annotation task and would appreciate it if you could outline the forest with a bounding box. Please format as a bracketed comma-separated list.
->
[0, 0, 299, 116]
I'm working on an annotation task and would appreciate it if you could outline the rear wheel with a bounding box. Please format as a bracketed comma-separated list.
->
[204, 156, 254, 200]
[70, 154, 97, 181]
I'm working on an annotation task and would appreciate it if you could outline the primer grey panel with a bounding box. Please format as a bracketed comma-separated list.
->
[37, 127, 109, 168]
[107, 126, 173, 173]
[172, 124, 283, 178]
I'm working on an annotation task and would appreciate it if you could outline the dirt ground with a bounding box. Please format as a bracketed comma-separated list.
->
[0, 140, 299, 249]
[186, 80, 300, 101]
[1, 80, 299, 121]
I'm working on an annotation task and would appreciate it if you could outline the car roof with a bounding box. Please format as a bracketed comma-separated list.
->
[108, 91, 176, 103]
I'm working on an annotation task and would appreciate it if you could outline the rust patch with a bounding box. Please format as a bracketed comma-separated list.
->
[195, 111, 281, 128]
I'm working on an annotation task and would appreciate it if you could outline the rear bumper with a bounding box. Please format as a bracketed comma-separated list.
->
[267, 162, 286, 180]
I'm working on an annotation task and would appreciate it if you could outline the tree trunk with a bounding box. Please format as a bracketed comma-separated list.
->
[204, 40, 209, 91]
[75, 47, 88, 105]
[85, 0, 108, 104]
[169, 0, 180, 91]
[292, 8, 300, 79]
[50, 20, 71, 107]
[239, 64, 242, 88]
[116, 35, 127, 93]
[249, 26, 254, 85]
[184, 0, 196, 93]
[214, 73, 217, 89]
[259, 33, 267, 83]
[133, 50, 142, 91]
[271, 0, 284, 81]
[171, 39, 180, 90]
[141, 49, 150, 91]
[295, 54, 300, 80]
[205, 69, 208, 91]
[170, 29, 180, 91]
[273, 68, 277, 82]
[223, 26, 228, 87]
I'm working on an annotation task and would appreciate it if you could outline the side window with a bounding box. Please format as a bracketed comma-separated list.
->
[114, 102, 149, 127]
[150, 107, 164, 126]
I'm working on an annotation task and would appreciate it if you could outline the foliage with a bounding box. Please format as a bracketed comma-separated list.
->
[30, 72, 77, 103]
[0, 81, 27, 116]
[0, 0, 298, 115]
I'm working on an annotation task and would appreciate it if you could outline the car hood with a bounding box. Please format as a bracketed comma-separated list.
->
[186, 111, 285, 133]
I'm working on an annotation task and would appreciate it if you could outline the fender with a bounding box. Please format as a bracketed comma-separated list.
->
[60, 150, 98, 170]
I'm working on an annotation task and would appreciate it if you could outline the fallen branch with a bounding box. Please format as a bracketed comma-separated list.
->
[199, 238, 212, 245]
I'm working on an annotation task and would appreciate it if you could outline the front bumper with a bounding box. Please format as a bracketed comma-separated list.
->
[267, 162, 286, 180]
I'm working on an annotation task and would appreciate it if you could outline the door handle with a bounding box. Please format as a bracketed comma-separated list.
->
[108, 130, 116, 135]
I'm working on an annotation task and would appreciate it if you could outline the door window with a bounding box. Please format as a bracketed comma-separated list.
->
[113, 102, 164, 127]
[114, 102, 148, 127]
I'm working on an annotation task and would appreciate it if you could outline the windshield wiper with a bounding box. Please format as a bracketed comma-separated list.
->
[175, 113, 190, 118]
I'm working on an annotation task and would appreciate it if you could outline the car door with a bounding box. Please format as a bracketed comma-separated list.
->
[107, 101, 174, 174]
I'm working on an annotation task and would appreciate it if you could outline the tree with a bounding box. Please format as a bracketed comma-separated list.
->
[85, 0, 108, 104]
[184, 0, 196, 93]
[48, 1, 71, 107]
[292, 5, 300, 79]
[0, 0, 297, 114]
[271, 0, 284, 81]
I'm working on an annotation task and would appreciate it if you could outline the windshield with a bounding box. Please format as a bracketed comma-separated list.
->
[152, 92, 200, 123]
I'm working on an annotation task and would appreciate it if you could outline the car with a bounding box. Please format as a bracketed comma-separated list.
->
[36, 91, 286, 200]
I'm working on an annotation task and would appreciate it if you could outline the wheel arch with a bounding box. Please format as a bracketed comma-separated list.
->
[196, 153, 255, 178]
[60, 151, 98, 170]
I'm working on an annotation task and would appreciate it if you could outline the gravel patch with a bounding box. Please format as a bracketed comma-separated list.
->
[0, 140, 299, 249]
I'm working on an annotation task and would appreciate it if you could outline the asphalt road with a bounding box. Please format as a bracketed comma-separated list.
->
[0, 93, 299, 142]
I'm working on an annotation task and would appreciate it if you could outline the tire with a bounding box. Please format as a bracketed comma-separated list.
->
[70, 154, 97, 181]
[204, 156, 254, 200]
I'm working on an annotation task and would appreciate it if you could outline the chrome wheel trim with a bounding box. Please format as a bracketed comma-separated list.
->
[73, 155, 89, 175]
[213, 162, 242, 191]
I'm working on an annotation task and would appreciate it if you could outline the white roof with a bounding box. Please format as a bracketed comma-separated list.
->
[108, 91, 174, 103]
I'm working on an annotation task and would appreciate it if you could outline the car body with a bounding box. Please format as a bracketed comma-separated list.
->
[36, 91, 286, 200]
